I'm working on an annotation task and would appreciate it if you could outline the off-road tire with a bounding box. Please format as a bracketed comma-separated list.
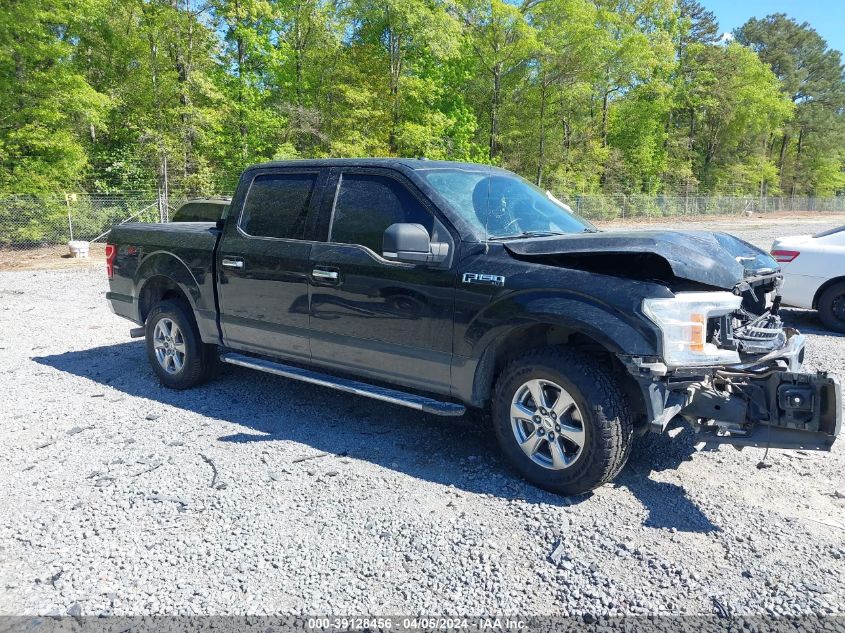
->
[145, 299, 216, 389]
[492, 348, 633, 495]
[818, 281, 845, 334]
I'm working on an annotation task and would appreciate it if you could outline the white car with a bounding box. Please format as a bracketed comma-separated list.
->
[771, 225, 845, 332]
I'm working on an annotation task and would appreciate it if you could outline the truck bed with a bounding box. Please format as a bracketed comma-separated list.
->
[106, 222, 220, 342]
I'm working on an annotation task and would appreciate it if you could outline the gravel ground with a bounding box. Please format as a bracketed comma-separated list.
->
[1, 218, 844, 619]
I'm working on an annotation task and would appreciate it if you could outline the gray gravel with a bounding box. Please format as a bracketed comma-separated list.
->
[1, 217, 844, 618]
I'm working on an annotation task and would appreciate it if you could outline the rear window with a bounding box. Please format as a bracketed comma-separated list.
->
[813, 225, 845, 238]
[240, 172, 318, 239]
[172, 201, 228, 222]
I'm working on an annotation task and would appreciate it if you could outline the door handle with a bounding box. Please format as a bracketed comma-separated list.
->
[221, 258, 244, 269]
[312, 269, 339, 280]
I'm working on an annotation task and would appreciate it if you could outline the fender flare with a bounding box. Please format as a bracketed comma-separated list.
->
[463, 291, 660, 405]
[134, 251, 203, 320]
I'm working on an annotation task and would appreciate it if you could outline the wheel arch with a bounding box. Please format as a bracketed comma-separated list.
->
[469, 321, 649, 424]
[137, 275, 196, 325]
[134, 252, 202, 325]
[813, 276, 845, 309]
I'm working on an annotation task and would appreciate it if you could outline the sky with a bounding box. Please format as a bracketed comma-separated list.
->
[703, 0, 845, 54]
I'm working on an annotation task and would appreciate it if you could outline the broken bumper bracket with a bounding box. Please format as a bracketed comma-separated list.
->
[686, 371, 841, 450]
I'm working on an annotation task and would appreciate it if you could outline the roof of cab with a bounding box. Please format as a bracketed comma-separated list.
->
[245, 158, 510, 173]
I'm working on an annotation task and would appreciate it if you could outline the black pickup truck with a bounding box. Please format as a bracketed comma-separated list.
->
[106, 159, 841, 494]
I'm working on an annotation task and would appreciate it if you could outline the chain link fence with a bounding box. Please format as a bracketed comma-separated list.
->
[1, 191, 844, 249]
[0, 193, 192, 248]
[568, 193, 845, 220]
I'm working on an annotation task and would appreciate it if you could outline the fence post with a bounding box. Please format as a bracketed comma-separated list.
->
[64, 193, 75, 242]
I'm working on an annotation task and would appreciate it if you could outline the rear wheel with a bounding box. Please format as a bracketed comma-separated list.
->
[492, 348, 633, 495]
[145, 300, 215, 389]
[818, 281, 845, 334]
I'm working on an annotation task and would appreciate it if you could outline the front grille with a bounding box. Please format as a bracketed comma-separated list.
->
[733, 311, 785, 354]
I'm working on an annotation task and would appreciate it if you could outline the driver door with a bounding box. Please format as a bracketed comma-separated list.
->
[308, 167, 457, 395]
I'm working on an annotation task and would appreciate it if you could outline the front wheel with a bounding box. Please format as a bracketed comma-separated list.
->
[145, 300, 215, 389]
[818, 281, 845, 334]
[492, 348, 633, 495]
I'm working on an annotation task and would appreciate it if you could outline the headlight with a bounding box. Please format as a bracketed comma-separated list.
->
[642, 292, 742, 367]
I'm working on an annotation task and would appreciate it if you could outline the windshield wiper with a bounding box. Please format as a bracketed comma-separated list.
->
[488, 230, 568, 241]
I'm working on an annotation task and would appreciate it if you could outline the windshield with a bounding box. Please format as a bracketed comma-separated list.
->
[420, 168, 596, 239]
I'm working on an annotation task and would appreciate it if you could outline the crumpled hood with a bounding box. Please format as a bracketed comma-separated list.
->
[503, 230, 780, 289]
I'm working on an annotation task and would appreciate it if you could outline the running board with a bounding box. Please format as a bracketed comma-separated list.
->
[220, 352, 466, 417]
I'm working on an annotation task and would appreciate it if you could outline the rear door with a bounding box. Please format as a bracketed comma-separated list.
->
[308, 167, 458, 395]
[217, 167, 327, 360]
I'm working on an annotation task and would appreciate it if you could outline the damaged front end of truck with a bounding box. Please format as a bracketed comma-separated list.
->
[506, 230, 842, 451]
[628, 259, 841, 451]
[631, 293, 841, 450]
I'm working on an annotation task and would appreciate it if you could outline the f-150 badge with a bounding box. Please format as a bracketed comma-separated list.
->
[463, 272, 505, 286]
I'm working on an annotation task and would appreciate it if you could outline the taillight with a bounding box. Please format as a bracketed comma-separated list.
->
[771, 249, 800, 263]
[105, 244, 117, 279]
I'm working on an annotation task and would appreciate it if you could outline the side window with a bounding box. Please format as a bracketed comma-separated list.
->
[330, 173, 435, 253]
[239, 172, 318, 239]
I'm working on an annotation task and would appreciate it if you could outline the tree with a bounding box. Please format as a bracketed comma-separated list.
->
[588, 0, 676, 155]
[458, 0, 537, 160]
[665, 0, 719, 194]
[0, 0, 841, 201]
[691, 43, 792, 192]
[81, 0, 227, 194]
[517, 0, 599, 187]
[0, 0, 110, 192]
[677, 0, 718, 48]
[269, 0, 342, 155]
[735, 14, 845, 195]
[211, 0, 285, 174]
[347, 0, 462, 155]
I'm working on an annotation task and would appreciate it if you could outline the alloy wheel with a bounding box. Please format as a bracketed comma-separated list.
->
[153, 318, 186, 374]
[510, 378, 586, 470]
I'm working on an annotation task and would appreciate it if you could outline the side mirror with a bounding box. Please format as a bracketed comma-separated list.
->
[383, 223, 449, 265]
[215, 218, 226, 231]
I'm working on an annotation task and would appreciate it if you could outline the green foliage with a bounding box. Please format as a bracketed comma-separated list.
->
[0, 0, 843, 199]
[735, 14, 845, 196]
[0, 0, 110, 192]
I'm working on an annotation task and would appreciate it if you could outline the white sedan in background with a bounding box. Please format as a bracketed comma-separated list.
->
[771, 225, 845, 332]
